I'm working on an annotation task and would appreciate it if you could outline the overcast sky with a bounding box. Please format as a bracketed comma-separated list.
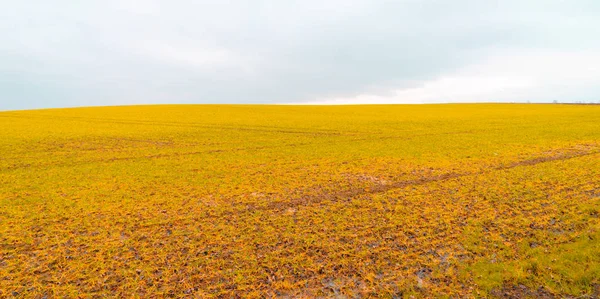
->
[1, 1, 600, 110]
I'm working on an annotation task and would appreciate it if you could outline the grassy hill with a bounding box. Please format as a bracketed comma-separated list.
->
[1, 104, 599, 297]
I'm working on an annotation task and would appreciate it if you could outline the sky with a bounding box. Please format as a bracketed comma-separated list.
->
[1, 0, 600, 110]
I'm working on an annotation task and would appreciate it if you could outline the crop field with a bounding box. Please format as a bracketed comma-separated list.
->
[1, 104, 599, 298]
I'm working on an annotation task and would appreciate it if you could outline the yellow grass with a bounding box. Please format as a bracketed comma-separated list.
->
[1, 104, 599, 297]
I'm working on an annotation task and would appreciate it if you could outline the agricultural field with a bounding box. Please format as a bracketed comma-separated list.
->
[1, 104, 599, 298]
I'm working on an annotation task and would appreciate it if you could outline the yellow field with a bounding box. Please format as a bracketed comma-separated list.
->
[1, 104, 599, 298]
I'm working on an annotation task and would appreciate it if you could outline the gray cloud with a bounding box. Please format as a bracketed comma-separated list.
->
[1, 0, 600, 110]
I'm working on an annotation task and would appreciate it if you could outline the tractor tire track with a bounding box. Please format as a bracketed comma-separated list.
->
[268, 146, 600, 211]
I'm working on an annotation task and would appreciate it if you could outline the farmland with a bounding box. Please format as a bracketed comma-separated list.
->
[1, 104, 599, 297]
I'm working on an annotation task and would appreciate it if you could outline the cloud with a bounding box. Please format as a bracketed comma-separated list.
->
[304, 49, 600, 104]
[131, 40, 253, 71]
[1, 0, 600, 110]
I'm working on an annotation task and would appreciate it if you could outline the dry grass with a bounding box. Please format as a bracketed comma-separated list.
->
[1, 104, 599, 298]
